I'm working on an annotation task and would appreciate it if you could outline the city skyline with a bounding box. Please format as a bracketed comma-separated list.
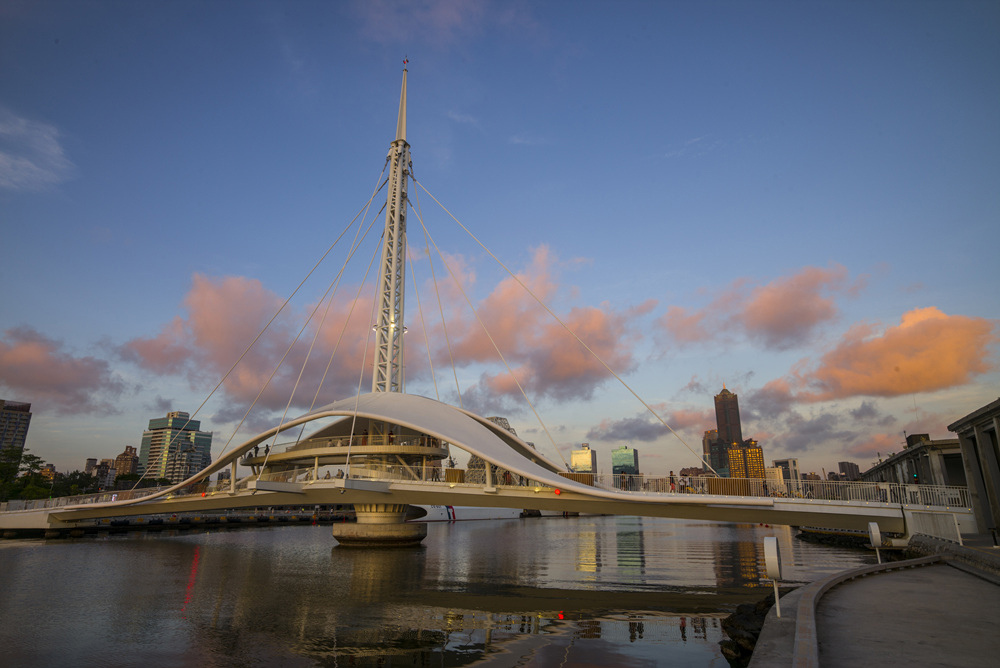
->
[1, 2, 998, 476]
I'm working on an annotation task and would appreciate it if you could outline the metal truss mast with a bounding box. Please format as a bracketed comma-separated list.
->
[372, 67, 410, 393]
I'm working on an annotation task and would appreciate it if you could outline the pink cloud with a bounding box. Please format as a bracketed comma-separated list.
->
[120, 274, 378, 414]
[662, 306, 708, 343]
[431, 247, 650, 403]
[737, 265, 849, 349]
[658, 264, 861, 350]
[0, 326, 125, 414]
[791, 307, 997, 401]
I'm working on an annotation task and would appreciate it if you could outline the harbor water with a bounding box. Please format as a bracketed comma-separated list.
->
[0, 515, 874, 666]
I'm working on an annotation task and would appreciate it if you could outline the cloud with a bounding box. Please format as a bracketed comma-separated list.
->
[0, 327, 125, 414]
[447, 110, 478, 126]
[659, 264, 862, 350]
[789, 307, 997, 401]
[586, 407, 713, 442]
[738, 265, 850, 349]
[120, 274, 377, 416]
[0, 107, 75, 191]
[431, 246, 653, 405]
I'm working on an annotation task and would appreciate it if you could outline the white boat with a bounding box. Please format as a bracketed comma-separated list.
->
[408, 505, 522, 522]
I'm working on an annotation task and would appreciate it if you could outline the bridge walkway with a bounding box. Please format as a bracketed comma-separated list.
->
[749, 535, 1000, 667]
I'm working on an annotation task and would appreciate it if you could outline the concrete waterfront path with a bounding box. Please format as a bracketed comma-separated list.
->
[750, 535, 1000, 667]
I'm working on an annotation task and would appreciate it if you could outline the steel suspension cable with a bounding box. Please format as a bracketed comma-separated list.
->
[130, 177, 389, 491]
[408, 175, 464, 409]
[413, 178, 713, 472]
[409, 205, 571, 471]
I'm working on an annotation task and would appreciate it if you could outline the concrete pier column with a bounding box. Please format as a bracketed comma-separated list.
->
[331, 503, 426, 547]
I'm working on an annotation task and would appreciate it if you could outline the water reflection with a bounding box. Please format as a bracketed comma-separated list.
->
[0, 517, 874, 666]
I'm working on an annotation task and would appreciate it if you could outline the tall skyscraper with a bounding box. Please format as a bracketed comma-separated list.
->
[727, 439, 765, 478]
[714, 387, 743, 447]
[571, 444, 597, 473]
[139, 411, 212, 484]
[0, 400, 32, 481]
[611, 445, 639, 475]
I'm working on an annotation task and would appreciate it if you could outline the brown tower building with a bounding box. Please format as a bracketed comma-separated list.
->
[714, 387, 743, 447]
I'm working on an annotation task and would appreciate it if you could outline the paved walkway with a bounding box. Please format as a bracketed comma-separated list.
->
[816, 563, 1000, 666]
[750, 534, 1000, 667]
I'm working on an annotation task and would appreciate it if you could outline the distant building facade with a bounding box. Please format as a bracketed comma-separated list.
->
[773, 458, 801, 493]
[0, 399, 32, 481]
[858, 434, 966, 488]
[948, 399, 1000, 533]
[838, 461, 861, 481]
[727, 439, 765, 478]
[707, 387, 745, 477]
[139, 411, 213, 484]
[571, 444, 597, 473]
[115, 445, 139, 477]
[714, 388, 743, 448]
[611, 445, 639, 476]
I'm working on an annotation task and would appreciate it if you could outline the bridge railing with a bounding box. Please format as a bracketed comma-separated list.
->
[320, 466, 969, 509]
[0, 486, 172, 513]
[586, 474, 970, 508]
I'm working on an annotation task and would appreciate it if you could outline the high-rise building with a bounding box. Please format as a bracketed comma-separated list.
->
[838, 461, 861, 481]
[714, 387, 743, 448]
[84, 458, 97, 476]
[0, 400, 32, 481]
[773, 458, 801, 493]
[611, 445, 639, 475]
[139, 411, 212, 484]
[115, 445, 139, 477]
[727, 439, 765, 478]
[571, 444, 597, 473]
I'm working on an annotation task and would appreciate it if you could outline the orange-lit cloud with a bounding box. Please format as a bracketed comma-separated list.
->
[429, 246, 654, 404]
[790, 307, 996, 401]
[659, 264, 862, 350]
[120, 274, 378, 414]
[0, 326, 125, 414]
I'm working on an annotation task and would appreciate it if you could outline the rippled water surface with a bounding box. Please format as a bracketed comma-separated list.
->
[0, 516, 873, 666]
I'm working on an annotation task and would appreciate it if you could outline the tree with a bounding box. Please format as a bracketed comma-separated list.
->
[18, 452, 47, 479]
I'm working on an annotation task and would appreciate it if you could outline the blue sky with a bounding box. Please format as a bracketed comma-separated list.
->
[1, 0, 998, 477]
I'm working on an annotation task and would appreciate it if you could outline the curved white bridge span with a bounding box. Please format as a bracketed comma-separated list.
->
[0, 394, 975, 543]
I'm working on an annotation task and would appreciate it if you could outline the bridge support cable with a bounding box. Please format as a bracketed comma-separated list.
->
[406, 245, 440, 402]
[414, 178, 715, 474]
[408, 203, 571, 472]
[409, 178, 464, 409]
[128, 170, 392, 494]
[343, 239, 389, 477]
[256, 207, 384, 466]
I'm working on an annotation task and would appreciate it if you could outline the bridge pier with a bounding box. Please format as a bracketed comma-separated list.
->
[330, 503, 426, 547]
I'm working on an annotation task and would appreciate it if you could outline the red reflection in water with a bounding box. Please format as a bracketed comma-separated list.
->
[181, 546, 201, 618]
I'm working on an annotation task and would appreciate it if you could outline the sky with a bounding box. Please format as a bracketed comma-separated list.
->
[1, 0, 998, 478]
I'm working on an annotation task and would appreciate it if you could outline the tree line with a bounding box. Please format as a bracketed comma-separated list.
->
[0, 448, 170, 502]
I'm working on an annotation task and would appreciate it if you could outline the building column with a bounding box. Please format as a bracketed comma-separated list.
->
[974, 421, 1000, 529]
[957, 431, 989, 530]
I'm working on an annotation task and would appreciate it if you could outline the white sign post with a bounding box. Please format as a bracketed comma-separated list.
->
[868, 521, 882, 564]
[763, 536, 782, 618]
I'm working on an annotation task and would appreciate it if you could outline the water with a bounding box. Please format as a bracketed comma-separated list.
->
[0, 516, 872, 667]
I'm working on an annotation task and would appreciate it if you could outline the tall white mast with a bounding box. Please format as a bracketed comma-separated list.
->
[371, 66, 410, 393]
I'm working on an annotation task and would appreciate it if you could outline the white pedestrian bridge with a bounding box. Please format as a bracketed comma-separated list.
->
[0, 393, 975, 544]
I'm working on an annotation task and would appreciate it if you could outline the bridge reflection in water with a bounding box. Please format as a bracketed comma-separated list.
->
[0, 517, 874, 666]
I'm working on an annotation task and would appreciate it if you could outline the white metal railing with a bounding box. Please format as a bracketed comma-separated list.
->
[1, 468, 971, 513]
